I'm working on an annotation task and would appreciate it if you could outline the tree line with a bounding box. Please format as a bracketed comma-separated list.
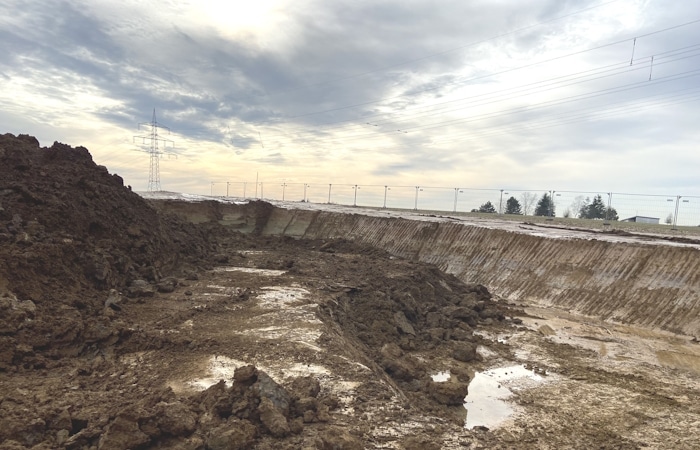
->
[472, 193, 618, 220]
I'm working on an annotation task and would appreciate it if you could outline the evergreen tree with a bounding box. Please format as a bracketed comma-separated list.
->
[605, 207, 619, 221]
[578, 194, 618, 220]
[587, 195, 607, 219]
[577, 197, 591, 218]
[534, 193, 554, 217]
[475, 201, 496, 213]
[505, 196, 522, 215]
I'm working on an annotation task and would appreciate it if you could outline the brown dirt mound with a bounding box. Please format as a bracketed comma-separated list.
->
[306, 245, 512, 414]
[0, 133, 217, 365]
[0, 133, 212, 291]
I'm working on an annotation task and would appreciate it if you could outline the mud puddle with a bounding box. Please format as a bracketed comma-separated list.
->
[431, 365, 547, 430]
[464, 365, 544, 430]
[212, 266, 287, 276]
[520, 306, 700, 374]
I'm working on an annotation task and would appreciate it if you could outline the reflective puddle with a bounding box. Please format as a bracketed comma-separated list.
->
[256, 286, 310, 308]
[213, 267, 287, 276]
[187, 356, 247, 390]
[184, 355, 333, 391]
[432, 371, 451, 382]
[464, 365, 544, 430]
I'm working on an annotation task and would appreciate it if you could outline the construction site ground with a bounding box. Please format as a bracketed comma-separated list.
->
[1, 133, 699, 449]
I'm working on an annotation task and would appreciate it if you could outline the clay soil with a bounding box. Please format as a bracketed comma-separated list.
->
[1, 134, 699, 449]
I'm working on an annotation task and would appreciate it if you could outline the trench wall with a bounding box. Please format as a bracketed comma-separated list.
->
[160, 200, 700, 337]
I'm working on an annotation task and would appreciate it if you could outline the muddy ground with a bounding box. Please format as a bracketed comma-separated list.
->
[1, 133, 699, 449]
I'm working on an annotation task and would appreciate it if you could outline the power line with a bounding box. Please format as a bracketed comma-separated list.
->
[265, 44, 696, 136]
[394, 69, 700, 133]
[264, 90, 700, 156]
[231, 45, 700, 145]
[261, 18, 700, 122]
[369, 47, 700, 127]
[219, 18, 700, 159]
[231, 60, 700, 148]
[255, 0, 625, 97]
[426, 89, 700, 146]
[230, 25, 700, 147]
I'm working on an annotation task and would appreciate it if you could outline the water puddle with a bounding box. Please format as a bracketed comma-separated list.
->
[187, 356, 248, 390]
[236, 286, 322, 354]
[284, 362, 330, 377]
[238, 325, 322, 343]
[184, 355, 335, 392]
[464, 365, 543, 430]
[256, 286, 309, 308]
[213, 267, 287, 276]
[432, 371, 451, 382]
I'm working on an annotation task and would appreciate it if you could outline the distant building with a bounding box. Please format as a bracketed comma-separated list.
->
[621, 216, 659, 224]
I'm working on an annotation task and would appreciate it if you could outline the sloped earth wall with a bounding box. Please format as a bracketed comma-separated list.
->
[159, 201, 700, 338]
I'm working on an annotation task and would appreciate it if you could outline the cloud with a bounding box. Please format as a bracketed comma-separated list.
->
[0, 0, 698, 198]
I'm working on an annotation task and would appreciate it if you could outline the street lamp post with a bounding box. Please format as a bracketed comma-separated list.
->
[680, 198, 690, 228]
[210, 182, 215, 196]
[414, 186, 422, 210]
[353, 185, 360, 206]
[303, 183, 309, 202]
[498, 190, 510, 214]
[673, 195, 681, 230]
[547, 190, 555, 220]
[383, 185, 390, 209]
[226, 182, 230, 197]
[453, 188, 463, 213]
[281, 183, 287, 201]
[328, 184, 332, 204]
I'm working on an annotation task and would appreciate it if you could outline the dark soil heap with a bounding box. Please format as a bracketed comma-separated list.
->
[0, 133, 213, 365]
[288, 239, 512, 415]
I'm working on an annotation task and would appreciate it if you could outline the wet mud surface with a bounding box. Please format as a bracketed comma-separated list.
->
[1, 134, 699, 449]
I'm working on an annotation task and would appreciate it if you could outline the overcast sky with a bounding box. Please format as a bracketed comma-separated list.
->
[2, 0, 699, 202]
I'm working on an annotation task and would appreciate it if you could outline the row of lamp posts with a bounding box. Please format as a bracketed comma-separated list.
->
[210, 183, 492, 213]
[209, 183, 690, 228]
[211, 181, 263, 199]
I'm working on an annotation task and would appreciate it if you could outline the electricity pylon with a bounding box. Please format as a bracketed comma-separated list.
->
[133, 109, 175, 192]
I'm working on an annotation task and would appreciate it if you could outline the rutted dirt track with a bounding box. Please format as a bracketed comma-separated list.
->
[1, 134, 699, 449]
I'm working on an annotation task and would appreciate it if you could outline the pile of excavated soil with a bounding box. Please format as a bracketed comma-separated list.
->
[0, 134, 518, 449]
[0, 133, 220, 366]
[285, 238, 513, 413]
